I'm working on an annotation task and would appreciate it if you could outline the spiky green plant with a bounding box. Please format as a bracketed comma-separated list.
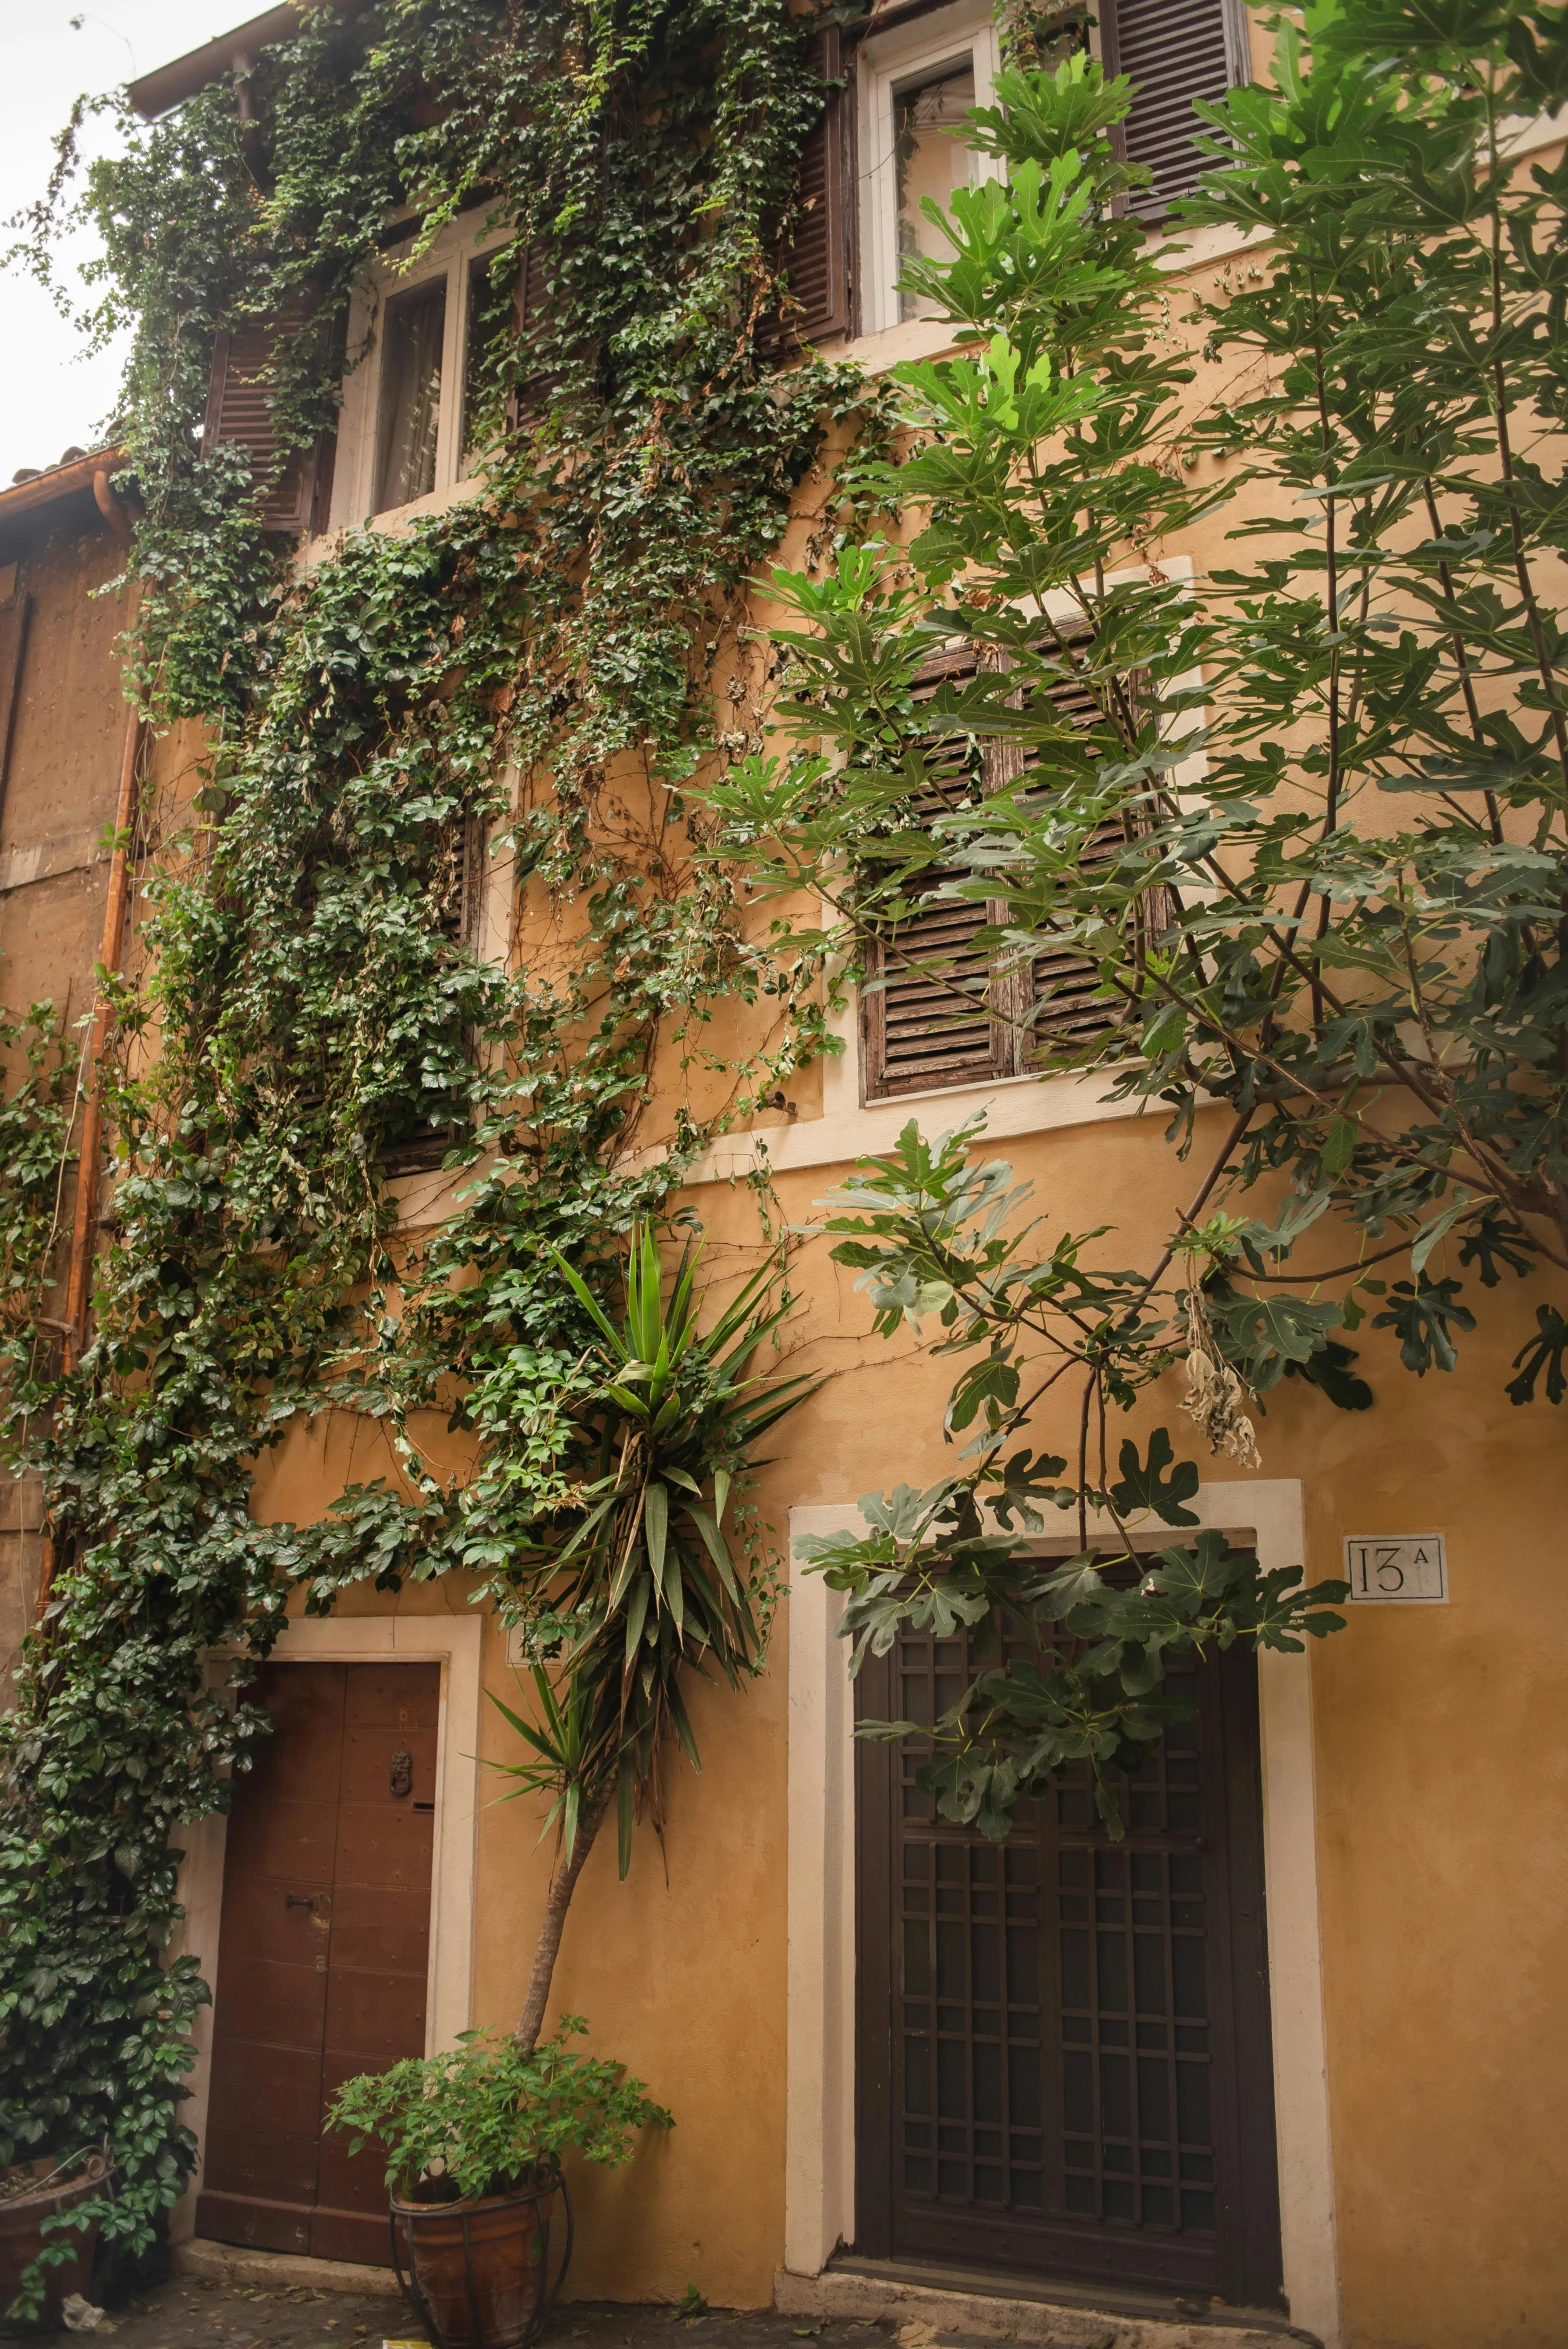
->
[485, 1223, 814, 2048]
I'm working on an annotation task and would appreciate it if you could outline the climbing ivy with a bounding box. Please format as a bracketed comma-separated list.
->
[0, 0, 876, 2296]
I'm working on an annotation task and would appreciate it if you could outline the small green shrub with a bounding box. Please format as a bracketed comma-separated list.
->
[327, 2017, 671, 2201]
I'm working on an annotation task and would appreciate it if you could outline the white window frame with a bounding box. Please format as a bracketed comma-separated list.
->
[857, 2, 1002, 340]
[328, 205, 514, 532]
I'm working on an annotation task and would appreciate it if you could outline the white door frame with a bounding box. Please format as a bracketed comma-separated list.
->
[169, 1611, 485, 2242]
[784, 1479, 1342, 2348]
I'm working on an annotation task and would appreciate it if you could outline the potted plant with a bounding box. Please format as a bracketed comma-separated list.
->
[0, 2148, 112, 2332]
[329, 2019, 668, 2349]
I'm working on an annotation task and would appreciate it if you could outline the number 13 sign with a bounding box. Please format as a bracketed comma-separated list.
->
[1343, 1534, 1448, 1603]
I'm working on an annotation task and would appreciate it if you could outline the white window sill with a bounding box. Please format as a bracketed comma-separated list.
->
[623, 1062, 1154, 1191]
[815, 219, 1272, 379]
[301, 469, 489, 566]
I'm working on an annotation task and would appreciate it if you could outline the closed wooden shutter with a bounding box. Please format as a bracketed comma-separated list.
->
[862, 650, 1007, 1099]
[1103, 0, 1249, 217]
[203, 314, 338, 534]
[0, 592, 30, 805]
[781, 25, 855, 346]
[864, 650, 1144, 1100]
[1010, 659, 1133, 1064]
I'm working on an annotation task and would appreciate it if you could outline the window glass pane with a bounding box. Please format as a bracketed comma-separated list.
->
[375, 281, 446, 512]
[893, 58, 976, 324]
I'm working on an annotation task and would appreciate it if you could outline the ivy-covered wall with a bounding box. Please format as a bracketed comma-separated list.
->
[0, 0, 876, 2290]
[2, 3, 1567, 2342]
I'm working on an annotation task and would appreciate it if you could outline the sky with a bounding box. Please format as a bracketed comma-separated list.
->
[1, 0, 234, 485]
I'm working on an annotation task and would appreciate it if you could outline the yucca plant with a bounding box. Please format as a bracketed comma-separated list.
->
[487, 1223, 814, 2050]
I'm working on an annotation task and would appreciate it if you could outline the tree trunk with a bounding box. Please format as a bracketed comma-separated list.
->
[514, 1794, 610, 2053]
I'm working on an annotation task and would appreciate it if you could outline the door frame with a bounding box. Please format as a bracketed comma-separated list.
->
[169, 1611, 485, 2246]
[784, 1480, 1342, 2347]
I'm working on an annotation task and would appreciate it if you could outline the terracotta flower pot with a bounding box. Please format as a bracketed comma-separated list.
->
[389, 2166, 571, 2349]
[0, 2152, 111, 2336]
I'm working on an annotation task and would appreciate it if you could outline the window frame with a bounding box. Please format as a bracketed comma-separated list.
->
[328, 206, 516, 532]
[856, 2, 1002, 339]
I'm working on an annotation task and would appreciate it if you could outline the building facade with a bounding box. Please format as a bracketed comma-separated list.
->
[2, 8, 1565, 2349]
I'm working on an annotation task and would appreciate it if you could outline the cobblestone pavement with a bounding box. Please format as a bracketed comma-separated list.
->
[51, 2273, 893, 2349]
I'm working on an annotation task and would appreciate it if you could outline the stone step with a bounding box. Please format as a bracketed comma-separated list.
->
[174, 2240, 402, 2300]
[773, 2259, 1320, 2349]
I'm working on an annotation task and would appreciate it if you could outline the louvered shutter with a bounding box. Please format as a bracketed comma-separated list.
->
[508, 240, 553, 428]
[0, 592, 30, 803]
[1103, 0, 1248, 218]
[202, 313, 338, 534]
[1025, 819, 1126, 1056]
[780, 25, 855, 347]
[1009, 659, 1128, 1061]
[862, 650, 1005, 1100]
[862, 648, 1151, 1099]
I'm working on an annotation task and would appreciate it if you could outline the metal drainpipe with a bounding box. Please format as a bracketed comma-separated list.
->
[34, 471, 143, 1624]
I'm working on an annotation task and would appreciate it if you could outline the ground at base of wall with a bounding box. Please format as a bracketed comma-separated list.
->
[30, 2274, 900, 2349]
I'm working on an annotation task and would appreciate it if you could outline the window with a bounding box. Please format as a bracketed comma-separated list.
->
[860, 648, 1162, 1103]
[1099, 0, 1251, 215]
[328, 207, 521, 531]
[858, 7, 1002, 338]
[892, 58, 977, 323]
[375, 808, 489, 1171]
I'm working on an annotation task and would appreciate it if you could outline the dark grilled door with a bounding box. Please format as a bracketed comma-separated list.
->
[855, 1631, 1282, 2310]
[197, 1660, 439, 2264]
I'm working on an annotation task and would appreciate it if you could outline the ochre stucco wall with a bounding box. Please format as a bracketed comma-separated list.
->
[246, 1096, 1568, 2348]
[232, 168, 1568, 2325]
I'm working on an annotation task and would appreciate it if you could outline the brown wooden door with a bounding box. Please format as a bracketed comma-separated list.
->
[855, 1631, 1283, 2312]
[197, 1660, 440, 2264]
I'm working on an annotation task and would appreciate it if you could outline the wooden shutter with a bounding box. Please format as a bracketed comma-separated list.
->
[862, 648, 1148, 1101]
[203, 313, 338, 534]
[781, 25, 855, 346]
[508, 241, 553, 428]
[1009, 659, 1130, 1063]
[1103, 0, 1248, 217]
[0, 592, 30, 806]
[862, 650, 1009, 1100]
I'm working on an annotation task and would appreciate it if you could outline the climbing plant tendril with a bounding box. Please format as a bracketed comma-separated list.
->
[0, 0, 877, 2294]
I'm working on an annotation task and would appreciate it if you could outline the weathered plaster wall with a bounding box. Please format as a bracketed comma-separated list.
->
[0, 506, 133, 1698]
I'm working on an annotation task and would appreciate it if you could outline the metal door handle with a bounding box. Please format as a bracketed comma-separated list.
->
[285, 1891, 318, 1910]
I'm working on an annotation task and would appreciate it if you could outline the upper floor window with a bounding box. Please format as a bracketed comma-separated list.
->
[858, 7, 1002, 338]
[1099, 0, 1252, 216]
[329, 208, 516, 529]
[849, 0, 1250, 345]
[859, 646, 1166, 1103]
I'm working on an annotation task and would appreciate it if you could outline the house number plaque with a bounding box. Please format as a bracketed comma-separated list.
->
[1343, 1533, 1448, 1602]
